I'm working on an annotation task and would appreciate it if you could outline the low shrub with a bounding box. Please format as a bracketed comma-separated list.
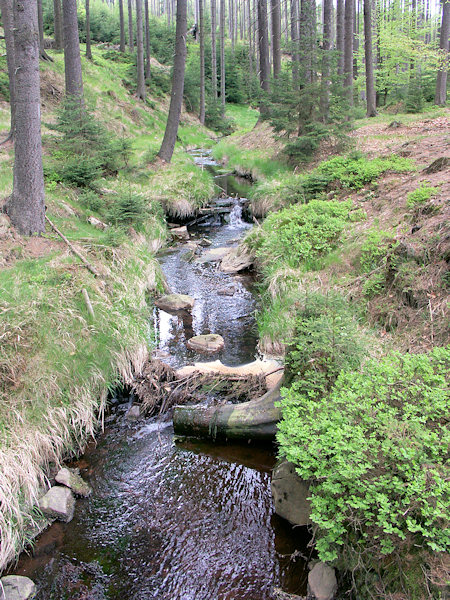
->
[407, 183, 438, 208]
[359, 228, 397, 273]
[106, 191, 149, 230]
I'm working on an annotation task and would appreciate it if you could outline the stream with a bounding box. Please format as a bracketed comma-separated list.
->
[10, 150, 310, 600]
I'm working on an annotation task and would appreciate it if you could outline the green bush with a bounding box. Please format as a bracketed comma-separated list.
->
[407, 183, 438, 208]
[59, 156, 103, 189]
[79, 190, 103, 213]
[106, 191, 149, 230]
[359, 228, 397, 273]
[278, 346, 450, 589]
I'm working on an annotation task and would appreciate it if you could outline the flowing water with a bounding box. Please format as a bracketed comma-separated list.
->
[10, 150, 310, 599]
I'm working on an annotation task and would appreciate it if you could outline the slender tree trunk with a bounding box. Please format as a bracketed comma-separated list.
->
[291, 0, 299, 88]
[5, 0, 45, 235]
[435, 0, 450, 104]
[199, 0, 205, 123]
[336, 0, 345, 75]
[119, 0, 126, 51]
[258, 0, 271, 108]
[248, 0, 254, 95]
[63, 0, 84, 100]
[320, 0, 332, 120]
[344, 0, 354, 104]
[271, 0, 282, 77]
[0, 0, 15, 144]
[38, 0, 53, 61]
[364, 0, 377, 115]
[128, 0, 134, 50]
[136, 0, 146, 98]
[211, 0, 218, 99]
[144, 0, 151, 80]
[220, 0, 226, 116]
[300, 0, 316, 84]
[53, 0, 64, 49]
[85, 0, 93, 59]
[158, 0, 187, 162]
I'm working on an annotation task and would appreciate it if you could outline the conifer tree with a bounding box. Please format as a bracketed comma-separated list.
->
[63, 0, 84, 101]
[435, 0, 450, 105]
[136, 0, 146, 99]
[53, 0, 64, 50]
[119, 0, 126, 52]
[0, 0, 15, 144]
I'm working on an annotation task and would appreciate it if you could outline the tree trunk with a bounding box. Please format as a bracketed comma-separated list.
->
[0, 0, 15, 144]
[199, 0, 205, 123]
[128, 0, 134, 51]
[344, 0, 354, 105]
[5, 0, 45, 235]
[37, 0, 53, 61]
[299, 0, 316, 84]
[144, 0, 151, 81]
[258, 0, 270, 106]
[320, 0, 332, 120]
[211, 0, 218, 99]
[136, 0, 146, 99]
[220, 0, 226, 117]
[53, 0, 64, 49]
[158, 0, 187, 162]
[434, 0, 450, 105]
[336, 0, 344, 75]
[119, 0, 126, 51]
[363, 0, 377, 115]
[85, 0, 92, 59]
[271, 0, 282, 77]
[291, 0, 299, 88]
[63, 0, 84, 100]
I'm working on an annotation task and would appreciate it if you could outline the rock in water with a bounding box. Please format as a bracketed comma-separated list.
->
[170, 226, 190, 241]
[39, 486, 75, 522]
[155, 293, 195, 313]
[186, 334, 225, 353]
[308, 563, 337, 600]
[220, 246, 253, 273]
[271, 460, 311, 526]
[0, 575, 36, 600]
[55, 467, 92, 497]
[196, 247, 230, 264]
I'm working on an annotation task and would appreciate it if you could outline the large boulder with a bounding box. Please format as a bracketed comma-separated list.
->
[0, 575, 36, 600]
[271, 461, 311, 526]
[186, 334, 224, 353]
[155, 293, 195, 313]
[307, 563, 337, 600]
[220, 246, 253, 273]
[196, 247, 229, 264]
[170, 226, 190, 241]
[39, 486, 75, 523]
[55, 467, 92, 497]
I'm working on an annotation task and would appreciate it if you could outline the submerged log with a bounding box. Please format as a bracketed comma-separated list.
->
[173, 382, 282, 441]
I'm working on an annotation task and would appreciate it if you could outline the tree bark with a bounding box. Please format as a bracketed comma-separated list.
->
[299, 0, 316, 84]
[211, 0, 218, 99]
[320, 0, 332, 120]
[199, 0, 205, 123]
[363, 0, 377, 116]
[434, 0, 450, 105]
[85, 0, 92, 59]
[5, 0, 45, 235]
[291, 0, 299, 88]
[128, 0, 134, 51]
[344, 0, 354, 105]
[63, 0, 84, 100]
[158, 0, 187, 162]
[119, 0, 126, 51]
[0, 0, 15, 144]
[220, 0, 226, 117]
[336, 0, 344, 75]
[271, 0, 282, 77]
[53, 0, 64, 49]
[258, 0, 271, 105]
[136, 0, 146, 99]
[37, 0, 53, 61]
[144, 0, 151, 81]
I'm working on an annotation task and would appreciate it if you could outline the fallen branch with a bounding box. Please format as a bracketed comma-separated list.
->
[45, 216, 100, 277]
[82, 288, 95, 320]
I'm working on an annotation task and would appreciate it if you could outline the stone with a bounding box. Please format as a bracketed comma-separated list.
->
[55, 467, 92, 497]
[171, 226, 189, 241]
[0, 575, 36, 600]
[198, 238, 212, 247]
[39, 486, 75, 523]
[196, 247, 230, 264]
[186, 334, 225, 353]
[0, 214, 11, 237]
[87, 216, 107, 230]
[176, 359, 283, 389]
[307, 562, 337, 600]
[220, 247, 253, 273]
[271, 460, 311, 526]
[217, 286, 236, 296]
[155, 293, 195, 313]
[126, 404, 141, 420]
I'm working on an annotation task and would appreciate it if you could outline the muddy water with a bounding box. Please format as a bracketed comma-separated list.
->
[11, 150, 310, 599]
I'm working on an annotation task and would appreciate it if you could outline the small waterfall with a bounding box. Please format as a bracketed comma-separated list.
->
[228, 199, 249, 229]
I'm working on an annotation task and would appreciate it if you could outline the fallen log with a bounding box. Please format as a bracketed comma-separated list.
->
[173, 382, 282, 441]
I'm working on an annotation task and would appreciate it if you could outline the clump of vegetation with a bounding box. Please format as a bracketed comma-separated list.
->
[277, 346, 450, 597]
[359, 228, 397, 272]
[407, 183, 438, 207]
[106, 191, 149, 230]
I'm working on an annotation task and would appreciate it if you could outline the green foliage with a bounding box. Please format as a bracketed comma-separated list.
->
[106, 191, 149, 230]
[0, 56, 10, 102]
[277, 346, 450, 591]
[246, 199, 353, 273]
[79, 190, 103, 213]
[407, 183, 438, 208]
[359, 229, 397, 273]
[362, 271, 386, 298]
[205, 98, 235, 135]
